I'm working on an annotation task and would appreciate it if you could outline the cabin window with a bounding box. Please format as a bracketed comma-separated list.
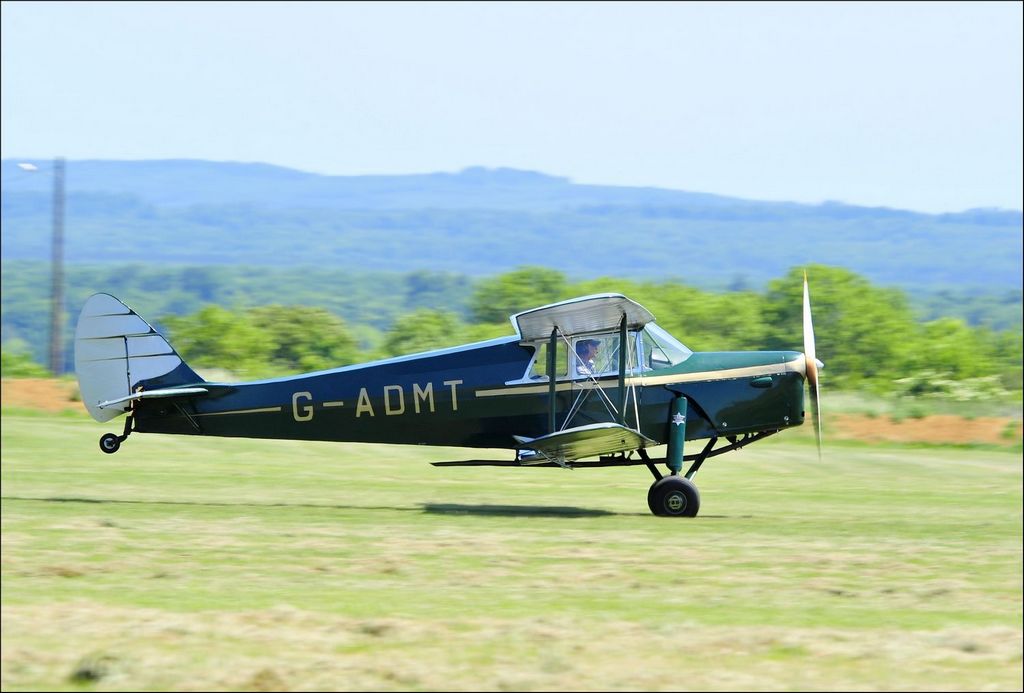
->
[526, 330, 647, 381]
[528, 340, 568, 379]
[640, 324, 693, 370]
[571, 334, 622, 377]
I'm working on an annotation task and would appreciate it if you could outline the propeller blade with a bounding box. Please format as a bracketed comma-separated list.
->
[803, 272, 823, 458]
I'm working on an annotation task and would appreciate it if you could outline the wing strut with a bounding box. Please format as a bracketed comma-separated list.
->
[548, 327, 558, 434]
[538, 311, 643, 447]
[617, 314, 627, 425]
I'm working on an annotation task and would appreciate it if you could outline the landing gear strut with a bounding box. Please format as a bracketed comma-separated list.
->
[643, 394, 703, 517]
[639, 436, 722, 517]
[99, 414, 133, 454]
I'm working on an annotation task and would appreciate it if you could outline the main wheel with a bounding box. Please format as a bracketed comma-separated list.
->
[99, 433, 121, 454]
[647, 476, 700, 517]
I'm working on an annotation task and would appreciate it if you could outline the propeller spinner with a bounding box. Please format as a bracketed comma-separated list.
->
[803, 272, 823, 458]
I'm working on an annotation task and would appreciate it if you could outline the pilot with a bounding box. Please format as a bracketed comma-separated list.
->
[575, 339, 600, 375]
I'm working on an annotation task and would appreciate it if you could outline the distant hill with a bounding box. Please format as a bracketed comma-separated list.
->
[2, 159, 1021, 291]
[1, 159, 759, 210]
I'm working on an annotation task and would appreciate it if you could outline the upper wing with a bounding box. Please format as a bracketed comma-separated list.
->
[511, 293, 655, 341]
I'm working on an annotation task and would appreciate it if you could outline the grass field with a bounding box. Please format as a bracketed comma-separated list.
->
[1, 411, 1021, 691]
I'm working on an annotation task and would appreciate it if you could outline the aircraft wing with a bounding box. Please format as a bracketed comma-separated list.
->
[514, 422, 656, 465]
[511, 293, 655, 341]
[430, 423, 655, 469]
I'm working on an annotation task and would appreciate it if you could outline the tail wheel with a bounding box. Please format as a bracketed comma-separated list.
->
[99, 433, 121, 454]
[648, 476, 700, 517]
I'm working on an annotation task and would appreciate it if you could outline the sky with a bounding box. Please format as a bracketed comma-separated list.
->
[2, 1, 1021, 213]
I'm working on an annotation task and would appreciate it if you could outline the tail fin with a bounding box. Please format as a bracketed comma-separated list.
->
[74, 293, 204, 422]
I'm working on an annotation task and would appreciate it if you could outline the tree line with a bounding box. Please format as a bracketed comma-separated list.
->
[2, 263, 1020, 403]
[10, 264, 1014, 403]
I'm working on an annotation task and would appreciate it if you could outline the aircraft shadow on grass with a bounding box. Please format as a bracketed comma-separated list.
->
[6, 496, 742, 519]
[4, 495, 619, 517]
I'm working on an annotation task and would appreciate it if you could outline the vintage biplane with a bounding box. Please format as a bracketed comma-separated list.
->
[74, 279, 823, 517]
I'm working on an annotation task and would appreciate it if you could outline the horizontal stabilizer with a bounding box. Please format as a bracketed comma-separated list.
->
[515, 422, 655, 464]
[97, 386, 210, 410]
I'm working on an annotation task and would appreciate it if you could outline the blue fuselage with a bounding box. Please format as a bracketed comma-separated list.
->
[134, 337, 806, 450]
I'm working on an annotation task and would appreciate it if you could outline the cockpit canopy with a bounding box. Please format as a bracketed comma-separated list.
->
[509, 293, 692, 383]
[524, 323, 692, 381]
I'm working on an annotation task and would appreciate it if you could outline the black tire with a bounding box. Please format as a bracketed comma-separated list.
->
[647, 476, 700, 517]
[99, 433, 120, 454]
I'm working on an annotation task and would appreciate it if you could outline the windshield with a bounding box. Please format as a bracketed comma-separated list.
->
[641, 324, 693, 370]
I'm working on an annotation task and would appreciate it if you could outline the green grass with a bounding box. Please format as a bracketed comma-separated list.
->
[2, 413, 1021, 691]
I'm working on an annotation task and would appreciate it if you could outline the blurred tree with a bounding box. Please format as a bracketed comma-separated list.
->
[162, 305, 273, 377]
[249, 305, 359, 373]
[989, 329, 1024, 391]
[180, 267, 226, 303]
[909, 318, 996, 380]
[381, 310, 465, 357]
[471, 266, 567, 323]
[1, 340, 50, 377]
[633, 283, 770, 352]
[459, 321, 516, 344]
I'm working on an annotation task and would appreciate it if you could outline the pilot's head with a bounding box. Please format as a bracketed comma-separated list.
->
[576, 339, 600, 360]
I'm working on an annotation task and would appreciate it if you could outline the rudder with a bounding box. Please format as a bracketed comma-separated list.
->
[74, 293, 204, 422]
